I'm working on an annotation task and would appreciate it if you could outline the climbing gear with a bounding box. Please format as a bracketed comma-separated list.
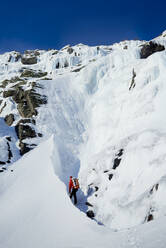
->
[72, 178, 79, 189]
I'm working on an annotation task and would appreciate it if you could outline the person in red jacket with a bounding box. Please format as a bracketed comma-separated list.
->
[69, 176, 79, 205]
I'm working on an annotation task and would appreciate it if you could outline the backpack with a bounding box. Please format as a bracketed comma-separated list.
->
[73, 178, 79, 189]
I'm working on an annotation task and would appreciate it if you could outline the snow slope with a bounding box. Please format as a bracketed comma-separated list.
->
[0, 136, 166, 248]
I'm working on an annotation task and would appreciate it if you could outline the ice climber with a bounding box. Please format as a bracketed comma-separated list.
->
[69, 176, 79, 205]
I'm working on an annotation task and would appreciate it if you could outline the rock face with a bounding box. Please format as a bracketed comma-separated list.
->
[15, 120, 37, 155]
[0, 137, 13, 165]
[3, 81, 47, 118]
[86, 210, 95, 218]
[129, 69, 136, 90]
[21, 56, 37, 65]
[15, 123, 36, 141]
[20, 69, 47, 78]
[4, 114, 15, 126]
[140, 41, 165, 59]
[1, 77, 26, 89]
[21, 50, 40, 65]
[8, 52, 21, 62]
[67, 47, 74, 54]
[112, 149, 123, 170]
[0, 72, 47, 156]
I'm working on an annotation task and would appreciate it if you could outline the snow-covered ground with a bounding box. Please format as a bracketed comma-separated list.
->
[0, 137, 166, 248]
[1, 31, 166, 247]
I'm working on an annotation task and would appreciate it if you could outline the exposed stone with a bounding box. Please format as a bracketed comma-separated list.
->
[19, 142, 33, 155]
[7, 142, 13, 162]
[85, 202, 93, 207]
[0, 79, 10, 88]
[24, 50, 40, 56]
[117, 149, 124, 157]
[67, 47, 74, 54]
[113, 158, 121, 169]
[52, 50, 58, 55]
[6, 136, 11, 142]
[3, 90, 15, 98]
[11, 81, 27, 90]
[38, 133, 43, 137]
[95, 186, 99, 191]
[129, 69, 136, 90]
[109, 174, 113, 180]
[15, 124, 36, 141]
[113, 149, 124, 170]
[155, 183, 159, 191]
[19, 119, 36, 125]
[64, 60, 69, 68]
[150, 183, 159, 194]
[72, 66, 85, 72]
[8, 52, 21, 62]
[0, 102, 6, 114]
[4, 114, 15, 126]
[12, 88, 47, 118]
[147, 214, 153, 222]
[42, 77, 52, 80]
[140, 41, 165, 59]
[56, 62, 60, 69]
[21, 56, 37, 65]
[0, 77, 26, 89]
[86, 210, 95, 218]
[20, 69, 47, 78]
[123, 45, 128, 49]
[0, 161, 6, 165]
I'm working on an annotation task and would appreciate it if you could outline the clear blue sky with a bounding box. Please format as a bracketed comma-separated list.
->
[0, 0, 165, 53]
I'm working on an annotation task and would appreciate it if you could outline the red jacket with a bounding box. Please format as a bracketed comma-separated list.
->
[69, 178, 74, 193]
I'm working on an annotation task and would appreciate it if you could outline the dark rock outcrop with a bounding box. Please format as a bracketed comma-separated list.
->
[3, 90, 15, 98]
[1, 77, 26, 90]
[8, 52, 21, 62]
[87, 210, 95, 218]
[85, 202, 94, 207]
[0, 79, 10, 88]
[108, 174, 113, 181]
[52, 50, 58, 55]
[72, 66, 85, 72]
[15, 123, 36, 141]
[19, 142, 33, 155]
[56, 62, 60, 69]
[0, 102, 6, 114]
[113, 149, 124, 170]
[4, 114, 15, 126]
[64, 60, 69, 68]
[140, 41, 165, 59]
[0, 138, 13, 165]
[15, 122, 37, 155]
[147, 214, 153, 222]
[67, 47, 74, 54]
[20, 69, 47, 78]
[21, 56, 37, 65]
[95, 186, 99, 191]
[7, 141, 13, 162]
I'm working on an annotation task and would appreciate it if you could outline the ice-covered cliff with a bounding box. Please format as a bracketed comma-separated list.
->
[1, 30, 166, 236]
